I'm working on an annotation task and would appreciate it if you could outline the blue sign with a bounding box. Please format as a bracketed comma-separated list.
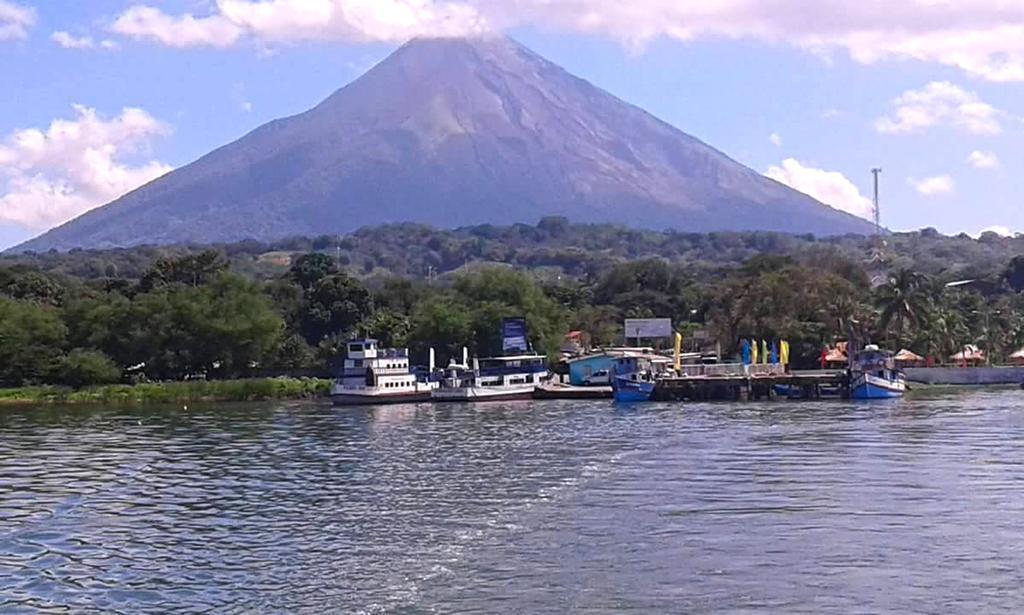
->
[502, 318, 529, 353]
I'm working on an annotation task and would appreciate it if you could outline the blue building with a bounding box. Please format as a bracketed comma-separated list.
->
[568, 349, 664, 386]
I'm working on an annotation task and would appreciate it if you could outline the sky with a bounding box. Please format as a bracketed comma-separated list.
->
[0, 1, 1022, 250]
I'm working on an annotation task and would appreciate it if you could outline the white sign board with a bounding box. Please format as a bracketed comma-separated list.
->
[624, 318, 673, 339]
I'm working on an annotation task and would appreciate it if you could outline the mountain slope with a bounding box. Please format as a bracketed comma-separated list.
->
[14, 36, 875, 252]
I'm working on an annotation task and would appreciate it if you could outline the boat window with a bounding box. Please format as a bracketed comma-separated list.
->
[349, 343, 363, 353]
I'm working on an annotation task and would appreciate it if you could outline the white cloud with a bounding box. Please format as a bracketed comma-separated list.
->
[0, 0, 34, 41]
[97, 1, 1024, 82]
[110, 5, 244, 48]
[110, 0, 488, 47]
[51, 31, 119, 50]
[908, 175, 955, 197]
[875, 82, 1003, 135]
[0, 106, 173, 230]
[975, 225, 1014, 238]
[52, 31, 93, 49]
[768, 132, 782, 147]
[52, 31, 119, 50]
[765, 158, 874, 220]
[967, 150, 999, 169]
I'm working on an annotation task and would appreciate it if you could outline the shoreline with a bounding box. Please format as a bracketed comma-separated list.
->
[0, 378, 332, 406]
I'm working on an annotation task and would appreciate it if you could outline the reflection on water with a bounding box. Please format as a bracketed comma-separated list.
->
[2, 390, 1024, 612]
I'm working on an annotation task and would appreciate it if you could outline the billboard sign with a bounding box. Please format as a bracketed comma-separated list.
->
[624, 318, 673, 340]
[502, 317, 530, 353]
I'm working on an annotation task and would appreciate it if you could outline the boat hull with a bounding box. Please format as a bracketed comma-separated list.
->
[611, 377, 655, 403]
[432, 386, 536, 402]
[533, 384, 613, 400]
[331, 390, 433, 406]
[851, 374, 905, 400]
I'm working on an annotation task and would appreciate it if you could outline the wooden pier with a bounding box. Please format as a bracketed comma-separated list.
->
[653, 366, 848, 402]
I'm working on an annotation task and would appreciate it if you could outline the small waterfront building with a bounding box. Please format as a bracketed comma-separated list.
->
[568, 348, 670, 386]
[561, 330, 586, 356]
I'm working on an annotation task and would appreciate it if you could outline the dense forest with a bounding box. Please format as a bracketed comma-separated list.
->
[2, 219, 1023, 389]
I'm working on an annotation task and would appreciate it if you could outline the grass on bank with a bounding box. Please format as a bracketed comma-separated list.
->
[0, 377, 332, 405]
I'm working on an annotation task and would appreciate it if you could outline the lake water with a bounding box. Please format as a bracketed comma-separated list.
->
[2, 390, 1024, 613]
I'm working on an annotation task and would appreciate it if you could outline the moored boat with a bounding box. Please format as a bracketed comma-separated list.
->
[610, 356, 657, 403]
[331, 340, 436, 406]
[432, 354, 548, 402]
[850, 344, 906, 400]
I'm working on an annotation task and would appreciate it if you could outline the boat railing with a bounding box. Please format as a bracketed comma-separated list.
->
[673, 363, 786, 377]
[746, 363, 787, 377]
[478, 365, 549, 377]
[675, 363, 747, 377]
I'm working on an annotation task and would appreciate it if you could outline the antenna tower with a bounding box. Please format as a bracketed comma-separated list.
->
[871, 167, 882, 235]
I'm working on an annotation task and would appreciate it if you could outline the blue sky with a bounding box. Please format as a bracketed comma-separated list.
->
[1, 1, 1022, 250]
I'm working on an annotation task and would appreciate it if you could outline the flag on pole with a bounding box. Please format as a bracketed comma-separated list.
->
[751, 339, 759, 364]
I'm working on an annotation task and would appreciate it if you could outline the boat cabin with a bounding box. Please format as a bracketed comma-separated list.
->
[339, 339, 419, 391]
[853, 345, 899, 380]
[475, 355, 548, 388]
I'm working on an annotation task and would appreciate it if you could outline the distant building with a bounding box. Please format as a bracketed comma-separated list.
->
[561, 331, 586, 356]
[567, 348, 670, 386]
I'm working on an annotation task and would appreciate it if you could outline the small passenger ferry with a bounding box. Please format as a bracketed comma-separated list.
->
[331, 339, 436, 406]
[433, 354, 549, 402]
[850, 344, 907, 400]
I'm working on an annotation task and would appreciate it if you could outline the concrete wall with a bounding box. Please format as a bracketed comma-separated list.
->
[905, 367, 1024, 385]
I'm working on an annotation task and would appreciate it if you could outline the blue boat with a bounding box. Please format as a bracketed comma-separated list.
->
[610, 356, 656, 403]
[850, 345, 906, 400]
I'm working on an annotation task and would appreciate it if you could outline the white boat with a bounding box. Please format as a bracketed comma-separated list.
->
[850, 344, 907, 400]
[432, 354, 548, 402]
[331, 339, 436, 406]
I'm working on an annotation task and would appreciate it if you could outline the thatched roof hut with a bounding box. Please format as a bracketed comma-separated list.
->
[894, 349, 926, 367]
[949, 344, 986, 365]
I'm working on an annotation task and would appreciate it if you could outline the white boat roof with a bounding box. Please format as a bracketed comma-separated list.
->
[479, 354, 547, 361]
[567, 349, 670, 364]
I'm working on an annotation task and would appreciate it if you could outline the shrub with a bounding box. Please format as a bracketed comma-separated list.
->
[59, 349, 122, 389]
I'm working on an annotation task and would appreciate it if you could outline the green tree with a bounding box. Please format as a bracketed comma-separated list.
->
[875, 269, 931, 348]
[139, 249, 228, 291]
[1005, 256, 1024, 293]
[359, 309, 411, 348]
[409, 295, 474, 364]
[59, 349, 122, 388]
[300, 273, 373, 343]
[452, 268, 567, 358]
[289, 253, 338, 291]
[127, 273, 284, 380]
[0, 298, 67, 386]
[0, 268, 67, 306]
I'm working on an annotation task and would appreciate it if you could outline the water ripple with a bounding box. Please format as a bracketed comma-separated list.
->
[2, 392, 1024, 612]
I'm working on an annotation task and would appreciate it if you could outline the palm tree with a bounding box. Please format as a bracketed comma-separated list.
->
[875, 269, 931, 349]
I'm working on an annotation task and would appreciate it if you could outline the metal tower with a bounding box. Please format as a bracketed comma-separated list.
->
[871, 168, 882, 235]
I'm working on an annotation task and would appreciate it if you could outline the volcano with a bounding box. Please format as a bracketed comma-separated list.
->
[14, 36, 875, 252]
